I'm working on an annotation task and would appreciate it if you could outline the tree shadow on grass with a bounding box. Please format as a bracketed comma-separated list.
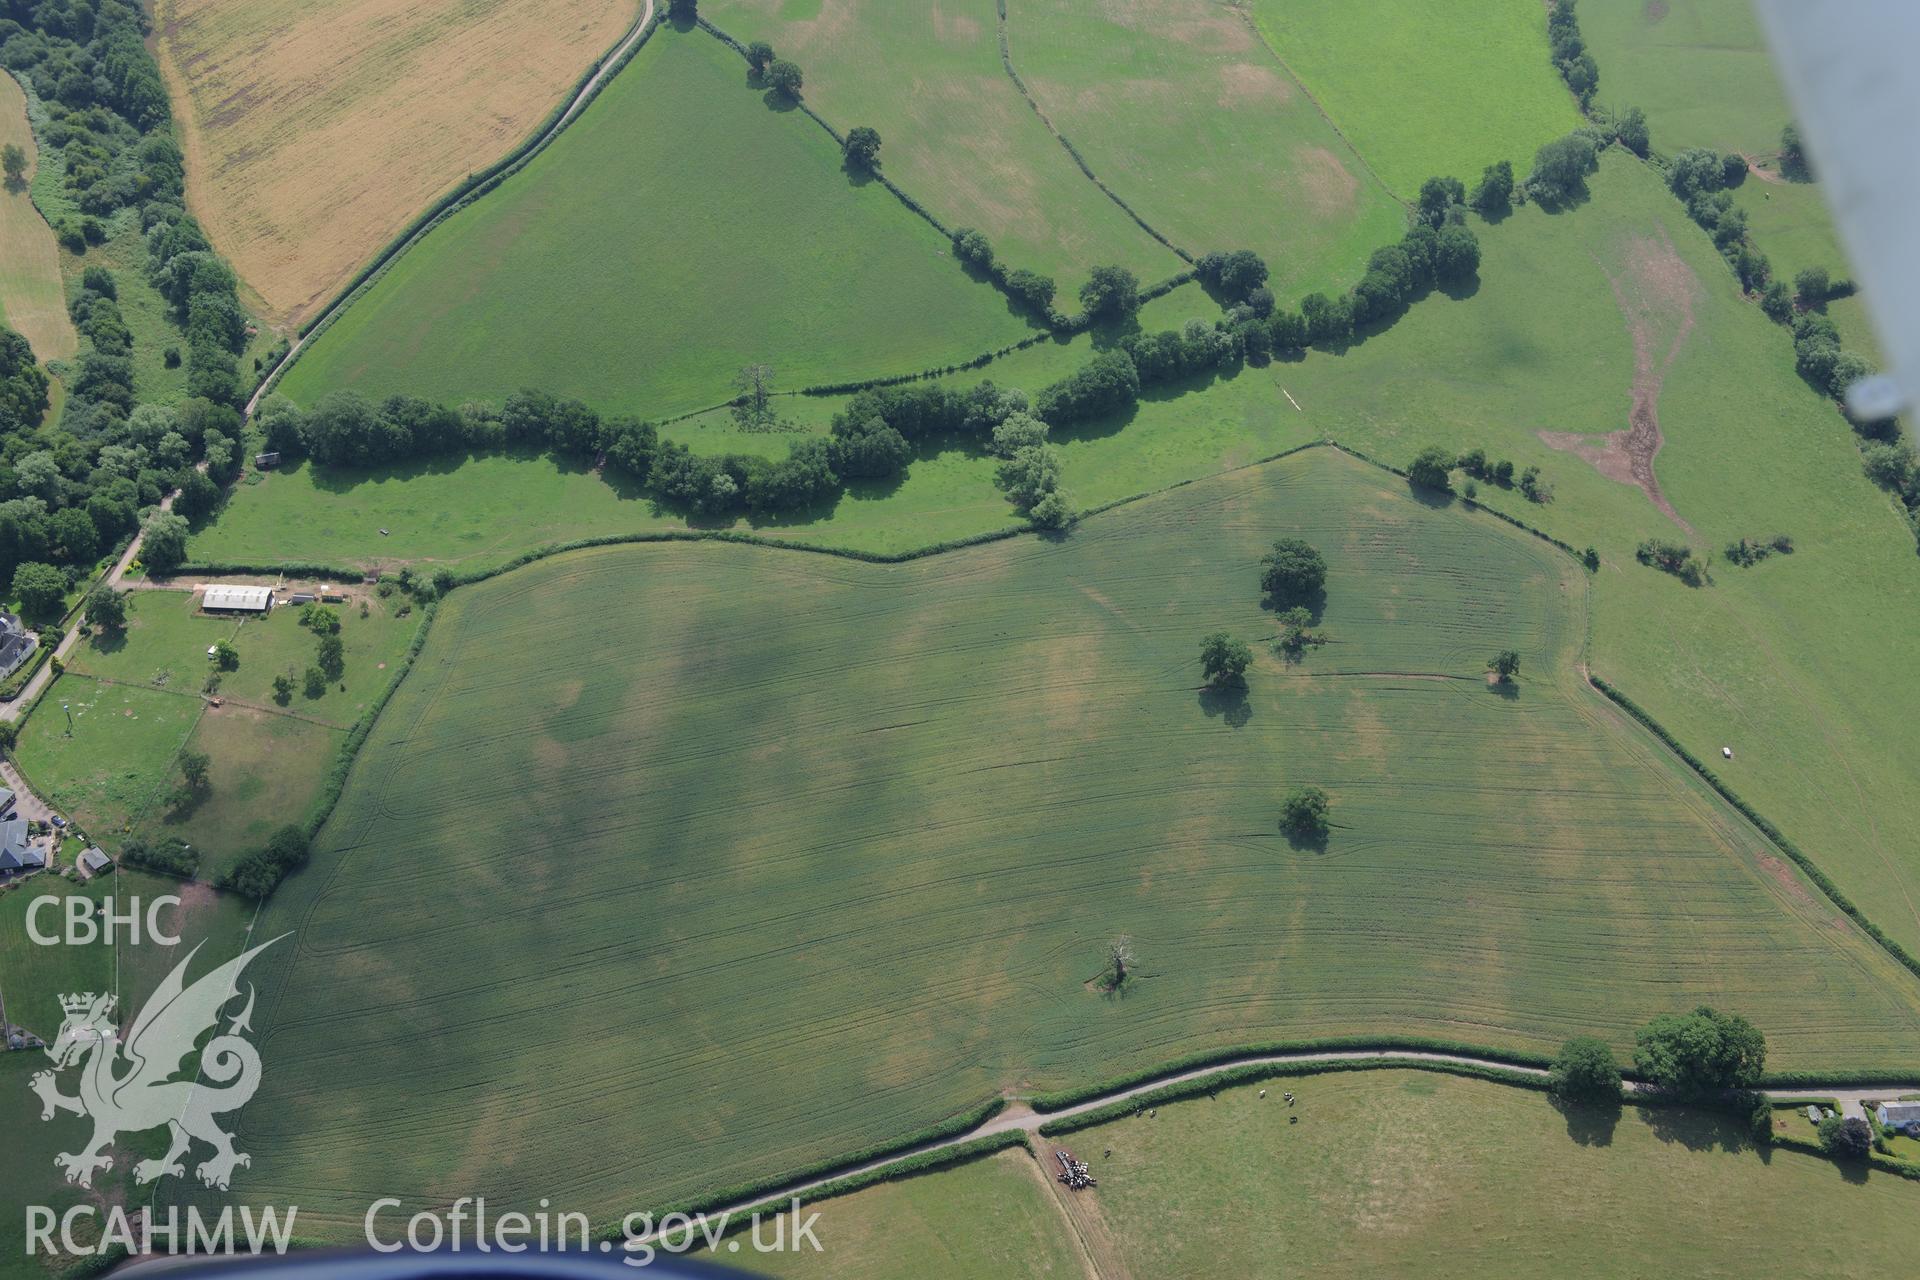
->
[83, 630, 129, 661]
[1261, 584, 1326, 626]
[1554, 1096, 1620, 1147]
[1638, 1100, 1753, 1155]
[1280, 823, 1328, 855]
[1487, 677, 1520, 702]
[1197, 683, 1251, 729]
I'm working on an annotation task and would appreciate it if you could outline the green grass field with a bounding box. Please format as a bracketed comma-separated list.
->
[0, 875, 111, 1039]
[1059, 1070, 1919, 1277]
[701, 0, 1184, 300]
[1006, 0, 1408, 299]
[0, 72, 77, 364]
[276, 25, 1035, 419]
[1249, 0, 1583, 199]
[27, 589, 417, 874]
[1581, 0, 1790, 156]
[15, 675, 204, 838]
[222, 449, 1920, 1238]
[699, 1146, 1085, 1278]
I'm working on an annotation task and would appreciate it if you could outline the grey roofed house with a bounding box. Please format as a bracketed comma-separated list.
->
[0, 816, 43, 872]
[1877, 1101, 1920, 1129]
[79, 846, 110, 875]
[0, 612, 36, 679]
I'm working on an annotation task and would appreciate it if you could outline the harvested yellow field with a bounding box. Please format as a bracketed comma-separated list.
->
[0, 72, 77, 361]
[152, 0, 642, 327]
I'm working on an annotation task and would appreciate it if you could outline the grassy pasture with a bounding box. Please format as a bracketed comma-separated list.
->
[151, 0, 642, 326]
[23, 590, 415, 874]
[277, 26, 1035, 419]
[14, 675, 204, 839]
[696, 1146, 1084, 1278]
[224, 449, 1920, 1236]
[1581, 0, 1789, 156]
[701, 0, 1184, 299]
[1060, 1070, 1919, 1278]
[0, 875, 112, 1039]
[0, 72, 76, 362]
[1248, 0, 1583, 199]
[1006, 0, 1407, 299]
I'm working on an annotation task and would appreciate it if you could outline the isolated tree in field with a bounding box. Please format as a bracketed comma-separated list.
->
[1198, 632, 1252, 688]
[84, 587, 127, 632]
[300, 602, 341, 634]
[746, 40, 775, 74]
[1079, 264, 1140, 321]
[1278, 785, 1330, 841]
[176, 748, 211, 797]
[1103, 935, 1136, 990]
[212, 639, 239, 672]
[140, 511, 190, 575]
[1, 143, 25, 184]
[1487, 650, 1521, 682]
[1275, 605, 1326, 659]
[272, 673, 294, 705]
[1405, 445, 1454, 493]
[1194, 249, 1269, 301]
[843, 126, 882, 171]
[316, 632, 345, 681]
[1550, 1036, 1623, 1104]
[1817, 1114, 1872, 1161]
[1633, 1007, 1766, 1095]
[1469, 160, 1514, 214]
[1259, 538, 1326, 607]
[302, 666, 327, 699]
[732, 363, 777, 432]
[11, 562, 65, 616]
[766, 59, 803, 99]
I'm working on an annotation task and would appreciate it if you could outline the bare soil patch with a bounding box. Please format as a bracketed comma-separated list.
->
[1540, 227, 1698, 533]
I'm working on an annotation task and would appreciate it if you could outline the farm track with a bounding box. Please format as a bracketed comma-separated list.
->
[627, 1049, 1919, 1243]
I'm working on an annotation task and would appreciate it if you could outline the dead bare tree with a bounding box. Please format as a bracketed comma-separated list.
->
[1105, 935, 1136, 990]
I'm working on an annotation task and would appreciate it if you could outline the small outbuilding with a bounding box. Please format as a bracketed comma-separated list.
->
[79, 846, 111, 876]
[254, 451, 282, 469]
[0, 786, 13, 815]
[202, 584, 275, 614]
[1877, 1101, 1920, 1131]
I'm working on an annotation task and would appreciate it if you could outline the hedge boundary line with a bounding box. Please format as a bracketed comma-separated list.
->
[1028, 1035, 1554, 1113]
[1771, 1132, 1920, 1182]
[635, 1096, 1008, 1225]
[992, 0, 1193, 264]
[692, 16, 1186, 335]
[1037, 1056, 1550, 1136]
[256, 6, 664, 402]
[1587, 674, 1920, 986]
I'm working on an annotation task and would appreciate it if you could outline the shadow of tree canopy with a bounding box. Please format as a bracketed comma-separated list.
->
[1197, 682, 1251, 729]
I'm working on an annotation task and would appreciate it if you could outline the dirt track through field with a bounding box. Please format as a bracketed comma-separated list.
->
[1539, 227, 1698, 533]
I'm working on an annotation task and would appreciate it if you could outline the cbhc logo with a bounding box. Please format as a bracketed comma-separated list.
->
[26, 896, 182, 946]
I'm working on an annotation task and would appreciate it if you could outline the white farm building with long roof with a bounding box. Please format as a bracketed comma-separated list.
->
[201, 584, 275, 613]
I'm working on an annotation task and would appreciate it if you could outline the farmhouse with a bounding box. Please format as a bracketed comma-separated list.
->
[1876, 1101, 1920, 1132]
[202, 584, 275, 614]
[0, 816, 43, 875]
[0, 612, 37, 678]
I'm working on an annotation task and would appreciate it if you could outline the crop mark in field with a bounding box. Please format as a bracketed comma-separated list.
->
[1538, 227, 1698, 534]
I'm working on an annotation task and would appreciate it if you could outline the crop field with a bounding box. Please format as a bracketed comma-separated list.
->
[701, 0, 1184, 299]
[1248, 0, 1582, 199]
[277, 26, 1034, 418]
[218, 448, 1920, 1235]
[696, 1146, 1084, 1278]
[0, 73, 76, 363]
[1005, 0, 1407, 299]
[1580, 0, 1790, 156]
[1057, 1070, 1920, 1277]
[151, 0, 642, 325]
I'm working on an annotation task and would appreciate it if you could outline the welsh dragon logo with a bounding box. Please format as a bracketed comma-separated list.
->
[30, 937, 282, 1190]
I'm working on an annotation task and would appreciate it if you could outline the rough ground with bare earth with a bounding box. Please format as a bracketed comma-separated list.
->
[1540, 226, 1699, 532]
[152, 0, 640, 327]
